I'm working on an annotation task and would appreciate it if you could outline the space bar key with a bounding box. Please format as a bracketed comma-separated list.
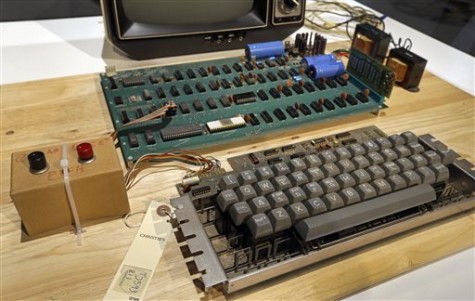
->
[295, 184, 436, 242]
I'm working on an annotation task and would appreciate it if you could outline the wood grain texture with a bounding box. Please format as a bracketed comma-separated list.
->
[1, 42, 474, 300]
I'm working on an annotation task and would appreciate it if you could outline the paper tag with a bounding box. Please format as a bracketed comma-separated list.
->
[104, 201, 172, 301]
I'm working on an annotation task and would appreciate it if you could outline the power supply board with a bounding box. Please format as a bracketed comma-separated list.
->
[100, 53, 387, 164]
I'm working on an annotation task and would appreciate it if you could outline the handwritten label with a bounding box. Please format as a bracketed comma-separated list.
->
[113, 265, 151, 298]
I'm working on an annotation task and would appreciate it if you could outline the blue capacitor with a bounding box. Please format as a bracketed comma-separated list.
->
[310, 61, 345, 79]
[301, 54, 337, 70]
[245, 41, 285, 60]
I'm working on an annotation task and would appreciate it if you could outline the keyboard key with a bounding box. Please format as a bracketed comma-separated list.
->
[246, 213, 273, 239]
[268, 208, 292, 232]
[268, 191, 290, 208]
[375, 137, 392, 150]
[335, 146, 352, 160]
[219, 174, 239, 190]
[362, 140, 379, 153]
[217, 189, 239, 211]
[287, 202, 309, 224]
[302, 182, 324, 198]
[407, 143, 425, 154]
[304, 154, 322, 167]
[249, 196, 272, 214]
[388, 134, 405, 147]
[366, 152, 385, 165]
[238, 170, 258, 185]
[335, 173, 356, 188]
[395, 158, 415, 172]
[318, 150, 337, 164]
[289, 171, 309, 186]
[352, 155, 370, 169]
[351, 169, 371, 184]
[381, 161, 401, 176]
[423, 151, 442, 164]
[348, 143, 366, 156]
[387, 174, 407, 191]
[305, 167, 325, 182]
[401, 131, 418, 144]
[438, 149, 458, 165]
[394, 145, 411, 158]
[367, 165, 386, 179]
[409, 154, 428, 168]
[430, 163, 450, 182]
[272, 162, 291, 175]
[340, 187, 361, 205]
[322, 192, 345, 210]
[355, 183, 377, 200]
[295, 184, 436, 241]
[304, 198, 328, 215]
[416, 166, 436, 184]
[289, 158, 307, 172]
[236, 185, 257, 202]
[229, 202, 252, 226]
[320, 177, 340, 193]
[401, 170, 422, 186]
[285, 187, 307, 203]
[321, 163, 340, 177]
[256, 166, 274, 180]
[336, 159, 356, 173]
[372, 178, 392, 195]
[271, 175, 292, 191]
[381, 149, 398, 161]
[254, 180, 275, 195]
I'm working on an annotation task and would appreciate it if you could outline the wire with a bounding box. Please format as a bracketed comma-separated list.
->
[124, 150, 221, 190]
[305, 0, 385, 40]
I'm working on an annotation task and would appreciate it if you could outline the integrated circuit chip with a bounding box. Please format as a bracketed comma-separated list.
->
[160, 124, 203, 141]
[206, 117, 246, 133]
[122, 76, 145, 87]
[232, 92, 257, 105]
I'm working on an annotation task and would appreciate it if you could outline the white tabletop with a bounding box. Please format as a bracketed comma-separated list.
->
[1, 2, 474, 300]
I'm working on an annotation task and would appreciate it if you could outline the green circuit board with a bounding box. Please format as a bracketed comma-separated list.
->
[100, 54, 386, 164]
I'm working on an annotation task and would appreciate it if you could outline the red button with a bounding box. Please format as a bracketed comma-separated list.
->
[76, 143, 94, 161]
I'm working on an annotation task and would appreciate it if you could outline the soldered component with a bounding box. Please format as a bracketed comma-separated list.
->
[206, 117, 246, 133]
[122, 76, 145, 87]
[160, 124, 203, 141]
[386, 47, 427, 92]
[232, 92, 257, 105]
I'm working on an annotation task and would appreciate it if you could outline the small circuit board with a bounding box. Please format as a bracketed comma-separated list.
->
[100, 51, 387, 164]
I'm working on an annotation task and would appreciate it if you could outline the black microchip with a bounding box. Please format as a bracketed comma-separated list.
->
[335, 76, 348, 86]
[136, 108, 144, 118]
[222, 64, 232, 74]
[109, 77, 118, 89]
[149, 105, 157, 113]
[244, 61, 254, 71]
[233, 62, 243, 72]
[160, 124, 203, 141]
[157, 87, 166, 98]
[120, 111, 130, 124]
[143, 89, 152, 100]
[248, 113, 260, 126]
[209, 80, 219, 91]
[149, 75, 160, 84]
[162, 74, 173, 82]
[265, 59, 276, 67]
[210, 65, 220, 75]
[220, 95, 231, 107]
[207, 97, 218, 109]
[128, 132, 139, 147]
[114, 96, 123, 105]
[174, 70, 184, 80]
[333, 97, 347, 108]
[144, 129, 156, 145]
[183, 84, 193, 95]
[233, 92, 257, 104]
[193, 100, 204, 111]
[187, 68, 196, 79]
[303, 82, 316, 92]
[195, 82, 206, 93]
[257, 89, 269, 101]
[313, 80, 326, 91]
[256, 62, 265, 69]
[269, 87, 280, 99]
[123, 76, 145, 87]
[286, 106, 299, 118]
[233, 77, 243, 87]
[278, 70, 289, 80]
[274, 108, 287, 121]
[179, 102, 190, 114]
[256, 73, 266, 83]
[292, 84, 304, 95]
[356, 92, 369, 103]
[244, 75, 256, 85]
[275, 57, 286, 66]
[289, 68, 299, 76]
[326, 79, 337, 89]
[191, 185, 211, 197]
[281, 86, 292, 97]
[298, 103, 312, 116]
[323, 99, 335, 110]
[170, 86, 180, 97]
[261, 111, 274, 123]
[311, 101, 324, 113]
[267, 71, 278, 82]
[221, 79, 231, 89]
[198, 67, 208, 77]
[268, 157, 284, 164]
[346, 94, 358, 106]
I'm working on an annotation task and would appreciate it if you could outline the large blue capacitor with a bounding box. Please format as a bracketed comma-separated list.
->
[245, 41, 285, 60]
[310, 61, 345, 79]
[301, 54, 337, 70]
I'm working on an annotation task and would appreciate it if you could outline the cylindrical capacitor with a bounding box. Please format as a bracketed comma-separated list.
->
[28, 151, 48, 174]
[245, 41, 285, 60]
[301, 54, 337, 70]
[309, 61, 345, 79]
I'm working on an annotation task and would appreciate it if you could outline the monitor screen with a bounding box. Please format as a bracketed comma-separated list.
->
[115, 0, 267, 39]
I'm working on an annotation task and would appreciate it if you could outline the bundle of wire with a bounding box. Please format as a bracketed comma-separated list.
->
[124, 151, 221, 190]
[305, 0, 385, 40]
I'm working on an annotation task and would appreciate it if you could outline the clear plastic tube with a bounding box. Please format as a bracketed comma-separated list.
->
[60, 144, 83, 246]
